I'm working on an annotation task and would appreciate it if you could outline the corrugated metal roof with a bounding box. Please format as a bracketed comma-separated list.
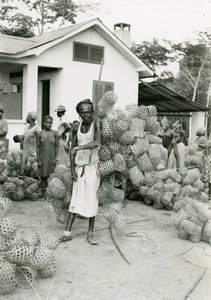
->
[0, 34, 35, 54]
[0, 20, 92, 55]
[139, 81, 209, 112]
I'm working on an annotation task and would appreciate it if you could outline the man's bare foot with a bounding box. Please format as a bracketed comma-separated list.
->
[87, 232, 98, 245]
[59, 235, 72, 243]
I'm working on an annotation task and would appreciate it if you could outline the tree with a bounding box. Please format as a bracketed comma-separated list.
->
[0, 0, 78, 36]
[131, 38, 175, 72]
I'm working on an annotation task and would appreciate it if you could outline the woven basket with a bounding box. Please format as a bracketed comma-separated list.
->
[118, 131, 135, 145]
[145, 117, 159, 134]
[62, 173, 73, 192]
[188, 143, 199, 155]
[129, 118, 146, 138]
[104, 207, 120, 225]
[15, 266, 37, 289]
[192, 179, 204, 191]
[198, 207, 211, 223]
[99, 91, 118, 107]
[40, 235, 59, 250]
[129, 166, 144, 186]
[161, 191, 173, 206]
[22, 232, 40, 247]
[98, 145, 112, 161]
[112, 220, 126, 237]
[55, 165, 69, 177]
[143, 195, 153, 206]
[181, 185, 198, 197]
[147, 105, 157, 117]
[108, 141, 122, 155]
[113, 118, 130, 135]
[38, 255, 56, 278]
[48, 177, 67, 199]
[0, 260, 17, 295]
[186, 168, 200, 184]
[98, 159, 114, 177]
[138, 105, 148, 120]
[148, 144, 162, 167]
[125, 104, 140, 118]
[178, 228, 189, 240]
[113, 153, 126, 172]
[5, 245, 34, 265]
[110, 201, 123, 213]
[202, 219, 211, 243]
[146, 134, 162, 145]
[183, 205, 197, 219]
[0, 216, 16, 237]
[32, 246, 53, 270]
[174, 209, 187, 229]
[109, 172, 126, 187]
[139, 185, 150, 196]
[110, 188, 125, 203]
[136, 153, 153, 172]
[143, 171, 156, 187]
[0, 197, 13, 218]
[180, 220, 201, 236]
[102, 118, 114, 138]
[130, 138, 149, 157]
[0, 232, 23, 252]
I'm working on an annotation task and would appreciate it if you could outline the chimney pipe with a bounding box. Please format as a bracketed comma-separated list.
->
[114, 23, 132, 48]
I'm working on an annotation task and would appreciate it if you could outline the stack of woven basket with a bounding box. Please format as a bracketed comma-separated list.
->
[173, 196, 211, 244]
[0, 198, 58, 295]
[3, 176, 42, 201]
[184, 142, 204, 170]
[47, 165, 72, 224]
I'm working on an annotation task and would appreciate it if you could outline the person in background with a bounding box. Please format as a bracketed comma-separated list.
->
[55, 105, 72, 168]
[195, 128, 211, 198]
[162, 121, 173, 150]
[167, 130, 186, 170]
[59, 99, 101, 245]
[13, 135, 24, 150]
[36, 115, 59, 200]
[20, 111, 41, 176]
[0, 108, 8, 158]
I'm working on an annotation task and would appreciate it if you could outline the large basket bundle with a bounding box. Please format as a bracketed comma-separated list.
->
[0, 232, 23, 252]
[147, 105, 157, 117]
[145, 117, 159, 134]
[40, 235, 59, 250]
[143, 171, 156, 187]
[148, 144, 162, 167]
[129, 118, 146, 138]
[174, 209, 187, 229]
[146, 134, 162, 144]
[0, 197, 13, 218]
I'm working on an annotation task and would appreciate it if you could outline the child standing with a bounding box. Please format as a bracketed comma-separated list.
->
[36, 115, 59, 199]
[167, 130, 186, 170]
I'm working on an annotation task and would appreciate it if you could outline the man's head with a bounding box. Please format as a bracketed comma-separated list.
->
[55, 105, 66, 118]
[76, 99, 94, 124]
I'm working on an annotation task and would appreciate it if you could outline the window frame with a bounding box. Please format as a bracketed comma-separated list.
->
[73, 41, 104, 64]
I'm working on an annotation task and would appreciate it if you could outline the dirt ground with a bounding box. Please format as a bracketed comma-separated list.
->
[3, 198, 211, 300]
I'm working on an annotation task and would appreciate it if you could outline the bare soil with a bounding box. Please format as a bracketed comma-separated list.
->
[3, 199, 211, 300]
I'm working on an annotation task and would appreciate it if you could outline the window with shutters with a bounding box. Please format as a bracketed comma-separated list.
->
[73, 42, 104, 64]
[92, 80, 114, 107]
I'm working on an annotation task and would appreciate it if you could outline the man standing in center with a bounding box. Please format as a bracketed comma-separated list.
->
[59, 99, 101, 245]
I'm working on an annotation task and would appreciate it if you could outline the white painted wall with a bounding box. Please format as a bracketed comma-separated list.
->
[190, 111, 206, 143]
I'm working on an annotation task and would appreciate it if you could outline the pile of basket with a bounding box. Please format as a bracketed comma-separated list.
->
[0, 199, 58, 295]
[3, 177, 42, 201]
[173, 196, 211, 244]
[47, 165, 72, 224]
